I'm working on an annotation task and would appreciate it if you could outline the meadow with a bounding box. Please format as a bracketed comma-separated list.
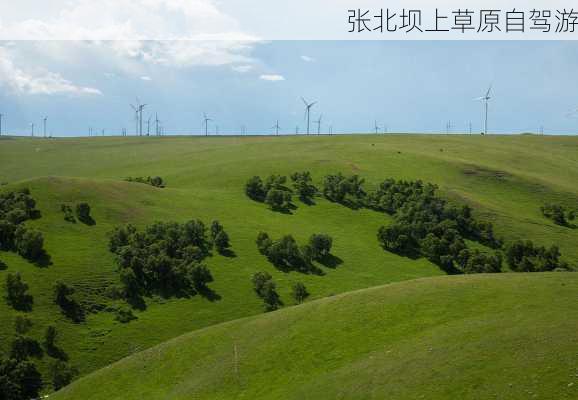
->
[0, 134, 577, 391]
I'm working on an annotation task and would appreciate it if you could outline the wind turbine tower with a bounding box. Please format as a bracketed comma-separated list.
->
[43, 117, 48, 138]
[475, 85, 492, 135]
[203, 113, 212, 136]
[374, 120, 381, 134]
[301, 97, 317, 135]
[30, 123, 34, 137]
[315, 114, 323, 135]
[272, 120, 281, 136]
[0, 113, 3, 136]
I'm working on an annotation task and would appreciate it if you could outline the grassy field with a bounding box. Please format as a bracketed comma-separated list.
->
[53, 272, 578, 400]
[1, 134, 577, 386]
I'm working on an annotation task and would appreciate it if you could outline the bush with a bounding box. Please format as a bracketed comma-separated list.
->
[10, 335, 43, 361]
[5, 272, 33, 311]
[44, 325, 58, 349]
[0, 357, 43, 400]
[251, 272, 281, 311]
[75, 202, 93, 225]
[290, 172, 317, 202]
[0, 258, 6, 270]
[14, 226, 44, 261]
[61, 204, 76, 223]
[506, 240, 567, 272]
[108, 220, 218, 299]
[245, 176, 266, 201]
[256, 232, 273, 255]
[114, 307, 137, 323]
[214, 231, 231, 254]
[265, 189, 292, 212]
[54, 281, 84, 322]
[125, 176, 165, 188]
[14, 316, 33, 335]
[48, 360, 78, 391]
[308, 234, 333, 260]
[541, 203, 575, 226]
[291, 282, 309, 304]
[323, 173, 365, 205]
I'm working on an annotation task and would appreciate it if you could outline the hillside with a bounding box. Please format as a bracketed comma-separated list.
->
[1, 134, 577, 386]
[53, 273, 578, 400]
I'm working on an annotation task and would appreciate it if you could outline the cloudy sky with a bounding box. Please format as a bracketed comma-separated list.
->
[0, 0, 577, 136]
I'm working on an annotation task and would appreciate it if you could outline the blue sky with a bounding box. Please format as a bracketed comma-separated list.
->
[1, 40, 578, 136]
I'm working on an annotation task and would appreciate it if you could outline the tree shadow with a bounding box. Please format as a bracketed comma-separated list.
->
[126, 293, 147, 311]
[196, 286, 221, 302]
[46, 345, 69, 361]
[218, 248, 237, 258]
[78, 216, 96, 226]
[33, 251, 52, 268]
[59, 299, 85, 323]
[300, 197, 316, 206]
[318, 254, 343, 269]
[10, 295, 34, 312]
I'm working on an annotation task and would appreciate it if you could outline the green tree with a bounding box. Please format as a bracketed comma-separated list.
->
[44, 325, 58, 349]
[245, 176, 266, 201]
[214, 230, 230, 254]
[5, 272, 33, 311]
[75, 202, 93, 224]
[48, 360, 78, 391]
[291, 282, 309, 304]
[265, 189, 292, 212]
[14, 316, 33, 335]
[0, 358, 43, 400]
[14, 226, 44, 261]
[308, 234, 333, 260]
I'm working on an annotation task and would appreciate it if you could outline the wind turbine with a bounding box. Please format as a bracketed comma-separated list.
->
[301, 97, 317, 135]
[203, 113, 212, 136]
[155, 113, 160, 136]
[475, 85, 492, 135]
[146, 116, 151, 136]
[374, 120, 381, 134]
[30, 123, 34, 137]
[43, 116, 48, 138]
[315, 114, 323, 135]
[0, 113, 3, 136]
[272, 120, 281, 136]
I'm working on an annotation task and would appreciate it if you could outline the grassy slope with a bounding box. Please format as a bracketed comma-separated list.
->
[0, 134, 577, 381]
[53, 273, 578, 400]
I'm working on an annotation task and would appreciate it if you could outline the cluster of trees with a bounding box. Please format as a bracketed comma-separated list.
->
[5, 273, 33, 311]
[125, 176, 165, 188]
[506, 240, 568, 272]
[251, 272, 281, 311]
[60, 202, 94, 225]
[256, 232, 333, 273]
[0, 189, 48, 264]
[245, 172, 319, 211]
[322, 173, 366, 207]
[540, 203, 575, 227]
[370, 179, 502, 274]
[54, 281, 84, 323]
[108, 219, 228, 301]
[0, 318, 76, 399]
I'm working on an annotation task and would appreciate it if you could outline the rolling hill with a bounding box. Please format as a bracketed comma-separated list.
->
[1, 134, 577, 391]
[53, 273, 578, 400]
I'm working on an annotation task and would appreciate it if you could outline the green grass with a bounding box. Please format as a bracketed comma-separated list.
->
[53, 272, 578, 400]
[1, 134, 577, 386]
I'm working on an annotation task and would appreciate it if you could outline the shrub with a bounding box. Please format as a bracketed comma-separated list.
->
[0, 257, 6, 270]
[214, 230, 230, 254]
[10, 335, 43, 361]
[323, 173, 365, 205]
[541, 203, 575, 226]
[290, 172, 317, 202]
[75, 202, 93, 224]
[291, 282, 309, 304]
[308, 234, 333, 260]
[256, 232, 273, 255]
[506, 240, 566, 272]
[14, 226, 44, 261]
[5, 272, 33, 311]
[245, 176, 266, 201]
[54, 281, 84, 322]
[125, 176, 165, 188]
[14, 316, 33, 335]
[265, 189, 292, 212]
[44, 325, 58, 349]
[0, 357, 43, 400]
[114, 307, 137, 323]
[61, 204, 76, 223]
[251, 272, 281, 311]
[48, 360, 78, 391]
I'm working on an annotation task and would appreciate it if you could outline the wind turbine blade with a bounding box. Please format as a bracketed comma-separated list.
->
[301, 97, 308, 106]
[486, 84, 492, 98]
[473, 96, 485, 101]
[310, 101, 317, 108]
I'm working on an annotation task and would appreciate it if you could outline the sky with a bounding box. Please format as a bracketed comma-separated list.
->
[0, 0, 577, 136]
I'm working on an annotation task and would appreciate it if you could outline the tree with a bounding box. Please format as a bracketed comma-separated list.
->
[308, 234, 333, 260]
[291, 282, 309, 304]
[48, 360, 78, 391]
[260, 280, 282, 311]
[210, 220, 224, 241]
[44, 325, 58, 350]
[256, 232, 272, 254]
[251, 271, 273, 295]
[190, 263, 213, 290]
[290, 172, 317, 202]
[14, 316, 32, 335]
[5, 272, 33, 311]
[0, 358, 43, 400]
[10, 336, 43, 361]
[245, 176, 266, 201]
[149, 176, 165, 188]
[75, 202, 93, 224]
[14, 226, 44, 261]
[214, 230, 230, 254]
[265, 189, 292, 212]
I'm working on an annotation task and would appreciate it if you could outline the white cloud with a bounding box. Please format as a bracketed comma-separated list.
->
[232, 65, 253, 73]
[259, 74, 285, 81]
[140, 76, 152, 81]
[300, 55, 315, 62]
[0, 46, 102, 96]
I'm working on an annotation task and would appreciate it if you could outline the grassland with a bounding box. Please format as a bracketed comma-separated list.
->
[53, 273, 578, 400]
[0, 134, 577, 386]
